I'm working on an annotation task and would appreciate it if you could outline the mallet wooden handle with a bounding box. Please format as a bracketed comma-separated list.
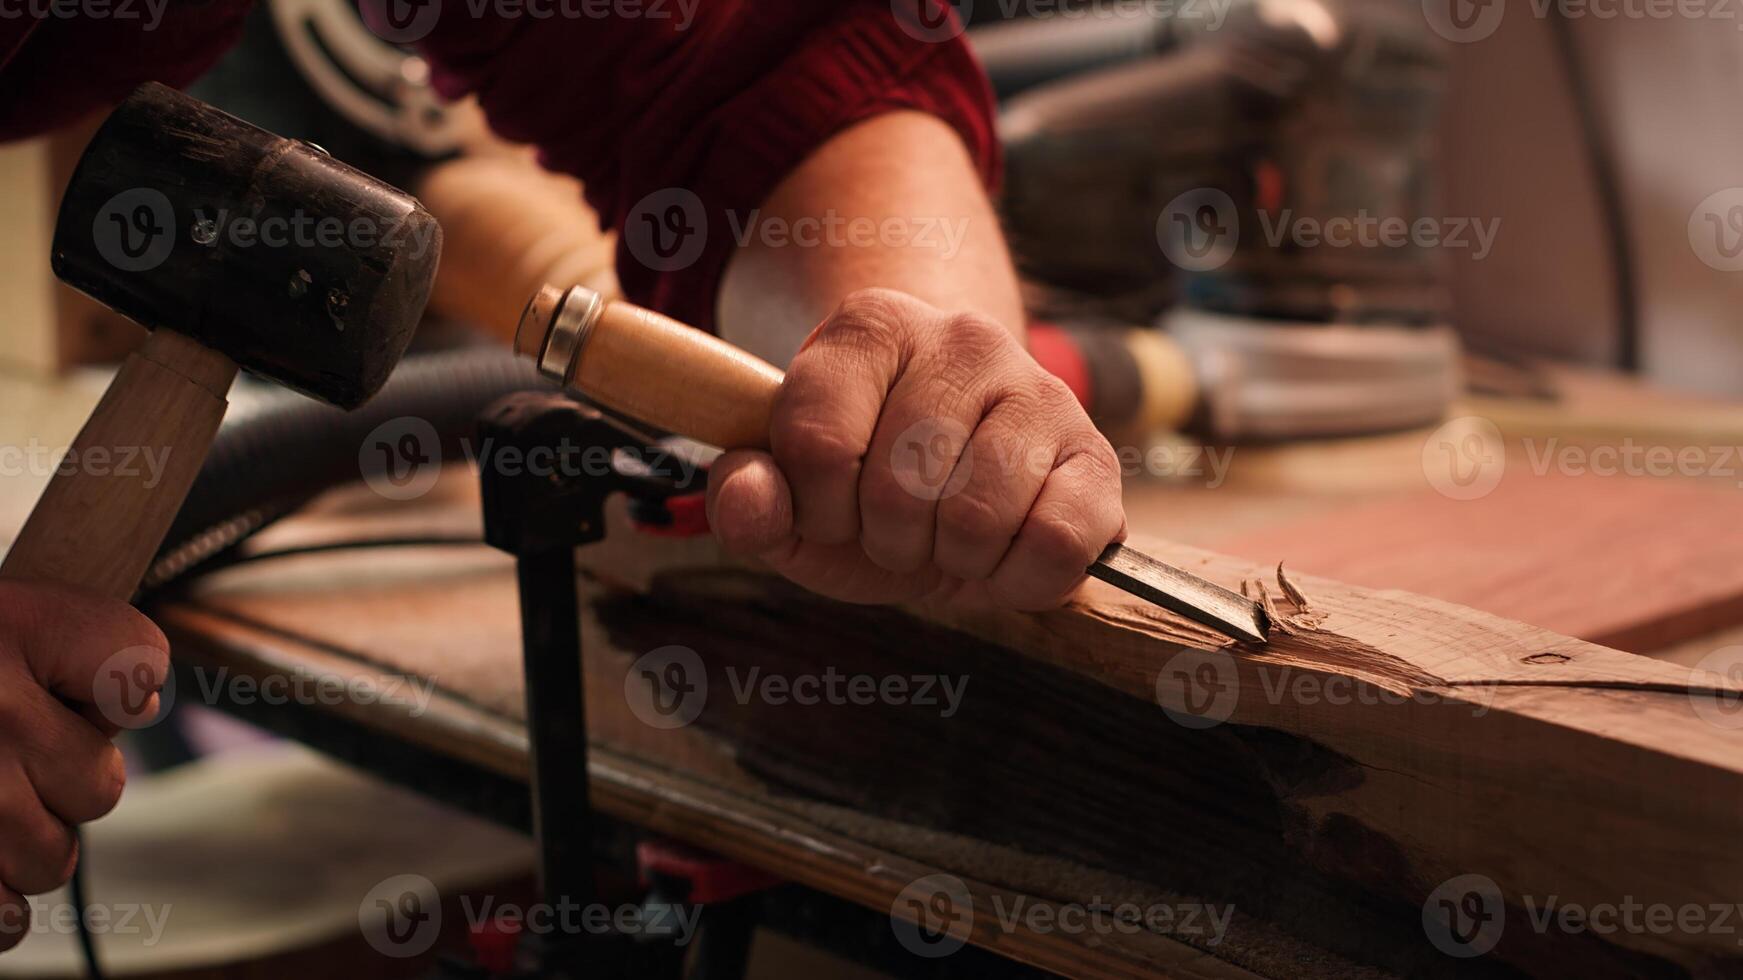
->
[0, 330, 237, 600]
[516, 285, 784, 450]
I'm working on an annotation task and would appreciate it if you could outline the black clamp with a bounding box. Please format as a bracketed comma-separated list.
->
[474, 392, 703, 978]
[467, 391, 1039, 980]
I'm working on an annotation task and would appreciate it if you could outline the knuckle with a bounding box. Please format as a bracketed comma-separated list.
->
[948, 312, 1017, 350]
[4, 819, 74, 894]
[944, 311, 1008, 345]
[1032, 370, 1081, 408]
[829, 288, 910, 344]
[1071, 437, 1124, 486]
[43, 838, 78, 893]
[87, 749, 128, 820]
[143, 643, 171, 685]
[935, 314, 1014, 369]
[115, 610, 170, 662]
[1025, 512, 1097, 571]
[860, 535, 927, 575]
[771, 415, 863, 480]
[1010, 370, 1086, 427]
[936, 343, 1006, 388]
[986, 570, 1060, 611]
[119, 645, 171, 696]
[936, 491, 1014, 550]
[859, 468, 926, 524]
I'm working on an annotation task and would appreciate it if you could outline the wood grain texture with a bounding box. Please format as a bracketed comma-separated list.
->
[576, 513, 1743, 978]
[1, 329, 235, 598]
[569, 298, 783, 451]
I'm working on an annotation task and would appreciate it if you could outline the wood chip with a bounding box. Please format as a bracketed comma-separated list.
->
[1276, 561, 1313, 613]
[1252, 578, 1283, 633]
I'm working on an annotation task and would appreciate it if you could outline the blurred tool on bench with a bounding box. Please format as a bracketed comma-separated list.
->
[976, 0, 1462, 439]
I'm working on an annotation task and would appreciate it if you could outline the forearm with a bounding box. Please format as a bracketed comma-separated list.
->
[717, 111, 1025, 368]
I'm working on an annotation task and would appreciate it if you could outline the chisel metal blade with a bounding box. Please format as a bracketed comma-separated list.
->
[1085, 543, 1271, 644]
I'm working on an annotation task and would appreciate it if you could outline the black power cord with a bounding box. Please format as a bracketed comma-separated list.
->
[154, 535, 486, 584]
[71, 830, 105, 980]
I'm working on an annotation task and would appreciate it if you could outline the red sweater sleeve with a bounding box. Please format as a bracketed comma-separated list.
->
[0, 5, 250, 142]
[412, 0, 999, 332]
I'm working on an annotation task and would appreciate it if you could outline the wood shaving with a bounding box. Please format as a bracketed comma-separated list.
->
[1251, 577, 1283, 632]
[1276, 562, 1313, 613]
[1263, 561, 1329, 632]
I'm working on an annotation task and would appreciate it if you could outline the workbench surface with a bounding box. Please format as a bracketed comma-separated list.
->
[4, 361, 1743, 978]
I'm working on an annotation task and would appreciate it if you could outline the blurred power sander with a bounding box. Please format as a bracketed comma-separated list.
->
[973, 0, 1462, 441]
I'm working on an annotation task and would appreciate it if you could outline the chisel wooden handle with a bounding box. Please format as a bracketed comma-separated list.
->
[512, 284, 1205, 453]
[515, 284, 784, 450]
[0, 330, 237, 600]
[515, 284, 1268, 640]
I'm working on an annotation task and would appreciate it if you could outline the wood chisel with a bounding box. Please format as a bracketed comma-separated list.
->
[513, 284, 1271, 644]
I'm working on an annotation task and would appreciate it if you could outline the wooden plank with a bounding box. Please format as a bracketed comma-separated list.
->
[154, 587, 1278, 980]
[149, 495, 1743, 979]
[1209, 470, 1743, 652]
[573, 513, 1743, 978]
[1470, 364, 1743, 448]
